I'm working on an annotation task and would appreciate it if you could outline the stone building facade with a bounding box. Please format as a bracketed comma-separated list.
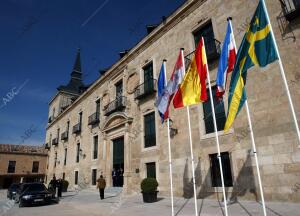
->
[45, 0, 300, 202]
[0, 144, 47, 189]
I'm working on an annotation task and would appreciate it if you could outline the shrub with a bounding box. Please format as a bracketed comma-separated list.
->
[141, 178, 158, 193]
[62, 180, 69, 192]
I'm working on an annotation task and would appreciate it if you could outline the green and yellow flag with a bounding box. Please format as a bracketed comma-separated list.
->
[224, 0, 278, 131]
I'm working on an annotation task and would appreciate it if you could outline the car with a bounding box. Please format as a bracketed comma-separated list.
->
[15, 183, 56, 207]
[7, 183, 21, 200]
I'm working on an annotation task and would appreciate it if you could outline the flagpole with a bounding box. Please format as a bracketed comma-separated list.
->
[261, 0, 300, 147]
[229, 17, 267, 216]
[181, 48, 198, 216]
[163, 59, 175, 216]
[203, 38, 229, 216]
[244, 101, 267, 215]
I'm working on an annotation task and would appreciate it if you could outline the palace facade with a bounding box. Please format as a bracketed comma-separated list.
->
[45, 0, 300, 202]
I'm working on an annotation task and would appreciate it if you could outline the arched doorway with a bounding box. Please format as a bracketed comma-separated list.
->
[102, 112, 132, 190]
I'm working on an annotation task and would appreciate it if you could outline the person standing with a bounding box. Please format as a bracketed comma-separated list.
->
[112, 168, 117, 187]
[57, 178, 63, 198]
[119, 168, 124, 187]
[97, 175, 106, 200]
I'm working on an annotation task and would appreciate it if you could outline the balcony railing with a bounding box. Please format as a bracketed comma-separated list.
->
[52, 138, 58, 146]
[45, 143, 50, 150]
[134, 79, 157, 100]
[185, 38, 221, 68]
[280, 0, 300, 21]
[104, 96, 126, 116]
[88, 112, 100, 125]
[61, 131, 68, 141]
[72, 123, 81, 134]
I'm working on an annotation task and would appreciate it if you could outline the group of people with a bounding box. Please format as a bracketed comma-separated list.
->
[111, 168, 124, 187]
[47, 170, 123, 201]
[48, 175, 63, 198]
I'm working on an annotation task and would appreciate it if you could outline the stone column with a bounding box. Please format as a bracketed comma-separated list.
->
[123, 123, 131, 193]
[104, 136, 112, 187]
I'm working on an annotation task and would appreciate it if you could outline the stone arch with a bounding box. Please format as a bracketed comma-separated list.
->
[102, 112, 133, 133]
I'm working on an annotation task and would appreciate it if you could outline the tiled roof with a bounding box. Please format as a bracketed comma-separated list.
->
[0, 144, 48, 155]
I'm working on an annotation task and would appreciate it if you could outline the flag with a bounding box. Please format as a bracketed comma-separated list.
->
[224, 0, 278, 131]
[156, 51, 185, 120]
[157, 62, 166, 123]
[216, 20, 236, 98]
[173, 37, 208, 108]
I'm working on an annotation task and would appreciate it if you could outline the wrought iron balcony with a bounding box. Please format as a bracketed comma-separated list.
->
[61, 131, 68, 141]
[52, 138, 58, 146]
[280, 0, 300, 21]
[45, 143, 50, 150]
[134, 79, 157, 100]
[72, 123, 81, 134]
[88, 112, 100, 125]
[185, 38, 221, 68]
[104, 96, 126, 116]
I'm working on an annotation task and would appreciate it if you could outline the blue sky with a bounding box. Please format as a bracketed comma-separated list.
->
[0, 0, 185, 145]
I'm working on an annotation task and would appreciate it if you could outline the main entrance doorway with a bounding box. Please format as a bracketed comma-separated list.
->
[112, 137, 124, 187]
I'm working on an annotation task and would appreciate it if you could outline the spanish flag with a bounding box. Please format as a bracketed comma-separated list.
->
[173, 37, 208, 108]
[224, 0, 278, 131]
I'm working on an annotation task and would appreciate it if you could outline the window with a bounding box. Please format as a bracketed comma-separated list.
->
[62, 172, 65, 180]
[32, 161, 39, 173]
[143, 62, 154, 92]
[115, 81, 123, 98]
[209, 152, 233, 187]
[146, 162, 156, 179]
[93, 136, 98, 160]
[57, 128, 60, 142]
[92, 169, 97, 185]
[75, 171, 79, 185]
[144, 112, 156, 148]
[54, 152, 57, 167]
[67, 121, 70, 134]
[96, 99, 100, 116]
[202, 86, 226, 134]
[193, 21, 219, 61]
[64, 148, 67, 166]
[79, 112, 83, 128]
[7, 161, 16, 173]
[76, 143, 80, 163]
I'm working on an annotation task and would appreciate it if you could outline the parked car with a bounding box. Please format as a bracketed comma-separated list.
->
[15, 183, 55, 207]
[7, 183, 21, 200]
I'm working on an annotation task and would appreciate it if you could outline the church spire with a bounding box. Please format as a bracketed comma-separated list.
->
[57, 48, 87, 95]
[71, 48, 82, 80]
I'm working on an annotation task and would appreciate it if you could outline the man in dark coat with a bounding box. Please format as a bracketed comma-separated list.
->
[48, 175, 57, 196]
[97, 175, 106, 200]
[57, 178, 63, 197]
[112, 168, 117, 187]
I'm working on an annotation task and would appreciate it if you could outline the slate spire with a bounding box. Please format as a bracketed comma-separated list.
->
[71, 48, 82, 80]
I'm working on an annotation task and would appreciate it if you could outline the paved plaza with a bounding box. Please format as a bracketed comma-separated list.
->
[1, 189, 300, 216]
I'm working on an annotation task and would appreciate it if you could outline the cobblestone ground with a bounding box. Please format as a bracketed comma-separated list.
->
[1, 189, 300, 216]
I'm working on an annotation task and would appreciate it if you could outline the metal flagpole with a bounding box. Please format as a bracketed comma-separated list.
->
[245, 101, 267, 216]
[229, 17, 267, 216]
[163, 59, 175, 216]
[181, 48, 198, 216]
[203, 38, 229, 216]
[261, 0, 300, 146]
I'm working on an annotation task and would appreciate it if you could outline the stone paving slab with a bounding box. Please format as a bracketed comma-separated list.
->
[1, 189, 300, 216]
